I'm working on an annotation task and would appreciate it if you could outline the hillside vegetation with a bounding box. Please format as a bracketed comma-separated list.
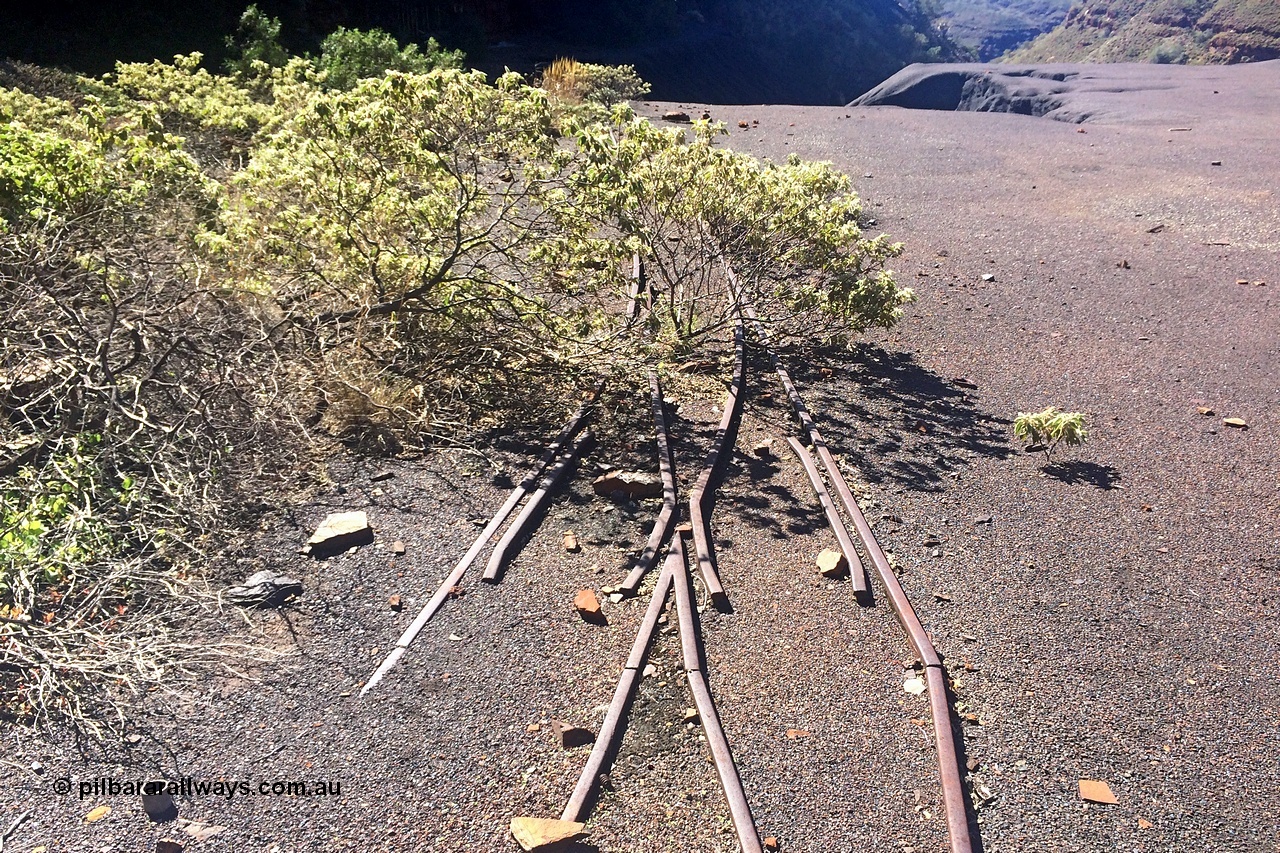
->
[1, 0, 964, 107]
[1005, 0, 1280, 63]
[0, 14, 910, 730]
[938, 0, 1075, 59]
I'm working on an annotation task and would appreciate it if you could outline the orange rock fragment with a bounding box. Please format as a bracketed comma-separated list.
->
[1079, 779, 1118, 804]
[573, 589, 604, 624]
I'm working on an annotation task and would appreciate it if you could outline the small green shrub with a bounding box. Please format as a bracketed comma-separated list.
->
[224, 4, 289, 78]
[315, 27, 462, 91]
[540, 58, 651, 107]
[1013, 407, 1087, 459]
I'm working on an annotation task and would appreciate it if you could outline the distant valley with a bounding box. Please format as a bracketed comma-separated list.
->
[1006, 0, 1280, 63]
[938, 0, 1075, 59]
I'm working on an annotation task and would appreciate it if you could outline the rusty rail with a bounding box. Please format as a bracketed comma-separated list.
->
[670, 534, 762, 853]
[483, 431, 591, 584]
[786, 437, 870, 601]
[727, 263, 972, 853]
[688, 322, 746, 608]
[626, 253, 646, 324]
[360, 386, 601, 697]
[621, 369, 678, 595]
[562, 558, 677, 821]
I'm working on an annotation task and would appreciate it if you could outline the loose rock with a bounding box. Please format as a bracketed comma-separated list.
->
[510, 816, 587, 851]
[574, 589, 605, 625]
[142, 792, 178, 822]
[1078, 779, 1119, 804]
[391, 540, 406, 556]
[751, 438, 776, 459]
[225, 570, 303, 607]
[551, 719, 595, 748]
[156, 841, 184, 853]
[388, 594, 403, 611]
[179, 820, 226, 841]
[1222, 417, 1248, 429]
[592, 471, 664, 500]
[816, 549, 848, 578]
[303, 511, 373, 558]
[563, 531, 580, 552]
[661, 111, 691, 123]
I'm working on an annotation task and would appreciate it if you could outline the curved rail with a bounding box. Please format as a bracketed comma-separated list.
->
[561, 558, 676, 821]
[483, 431, 591, 583]
[360, 385, 601, 696]
[786, 437, 870, 601]
[733, 273, 972, 853]
[621, 369, 678, 595]
[688, 322, 746, 608]
[670, 533, 762, 853]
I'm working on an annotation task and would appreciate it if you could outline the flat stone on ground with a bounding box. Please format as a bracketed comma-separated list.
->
[551, 719, 595, 748]
[304, 511, 373, 557]
[510, 816, 586, 851]
[591, 471, 663, 500]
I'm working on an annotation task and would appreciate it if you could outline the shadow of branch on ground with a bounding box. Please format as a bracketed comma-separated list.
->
[775, 342, 1015, 492]
[1043, 459, 1121, 489]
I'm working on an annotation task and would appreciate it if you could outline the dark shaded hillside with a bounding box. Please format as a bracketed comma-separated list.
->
[1005, 0, 1280, 63]
[0, 0, 964, 105]
[937, 0, 1074, 59]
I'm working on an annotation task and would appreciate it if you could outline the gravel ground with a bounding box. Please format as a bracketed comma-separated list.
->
[4, 61, 1278, 853]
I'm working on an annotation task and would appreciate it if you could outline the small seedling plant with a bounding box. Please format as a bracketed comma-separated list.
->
[1013, 407, 1087, 460]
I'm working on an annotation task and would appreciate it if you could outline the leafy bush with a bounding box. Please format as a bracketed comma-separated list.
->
[224, 4, 289, 78]
[107, 52, 276, 132]
[1013, 407, 1087, 459]
[540, 58, 650, 107]
[1, 66, 287, 732]
[315, 27, 463, 91]
[2, 35, 910, 730]
[567, 112, 909, 346]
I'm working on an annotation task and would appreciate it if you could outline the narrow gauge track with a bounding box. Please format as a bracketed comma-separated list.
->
[361, 258, 978, 853]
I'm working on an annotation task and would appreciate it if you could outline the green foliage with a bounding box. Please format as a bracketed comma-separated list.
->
[106, 52, 277, 132]
[567, 111, 909, 345]
[1, 436, 117, 595]
[1150, 38, 1189, 62]
[315, 27, 463, 91]
[540, 58, 651, 107]
[224, 4, 289, 78]
[2, 39, 911, 726]
[0, 84, 212, 224]
[1013, 407, 1088, 459]
[2, 57, 282, 729]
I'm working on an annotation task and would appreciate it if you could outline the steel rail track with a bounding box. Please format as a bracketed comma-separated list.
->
[620, 368, 678, 595]
[360, 384, 602, 696]
[688, 322, 746, 608]
[728, 264, 975, 853]
[556, 316, 762, 851]
[483, 431, 592, 583]
[786, 436, 871, 601]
